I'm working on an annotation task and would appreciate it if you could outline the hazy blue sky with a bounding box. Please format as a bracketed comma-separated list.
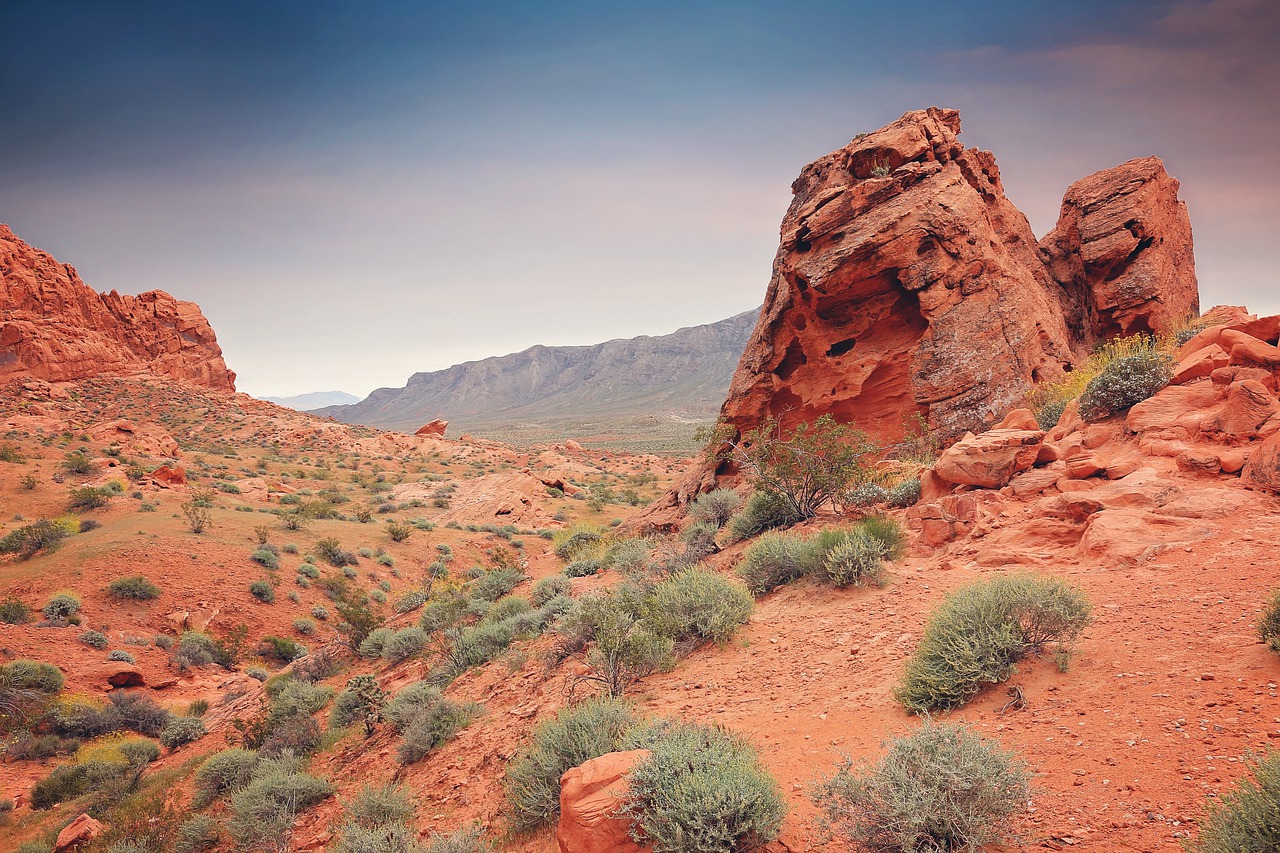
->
[3, 1, 1276, 397]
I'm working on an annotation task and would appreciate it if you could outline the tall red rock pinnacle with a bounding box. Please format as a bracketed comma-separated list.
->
[0, 225, 236, 391]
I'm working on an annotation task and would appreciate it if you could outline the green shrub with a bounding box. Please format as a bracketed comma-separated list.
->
[521, 581, 566, 613]
[397, 698, 481, 764]
[858, 515, 906, 557]
[193, 748, 259, 808]
[886, 478, 922, 508]
[174, 814, 220, 853]
[293, 617, 316, 635]
[558, 592, 674, 697]
[67, 486, 110, 511]
[844, 482, 889, 508]
[688, 488, 743, 528]
[249, 580, 276, 603]
[316, 536, 358, 567]
[227, 766, 334, 850]
[385, 681, 442, 730]
[896, 574, 1092, 714]
[425, 825, 495, 853]
[736, 531, 812, 595]
[471, 567, 523, 601]
[1, 659, 65, 693]
[505, 697, 639, 831]
[648, 568, 752, 644]
[812, 719, 1030, 852]
[1079, 341, 1174, 421]
[330, 674, 386, 732]
[1259, 590, 1280, 653]
[42, 590, 81, 621]
[259, 635, 307, 662]
[250, 548, 280, 570]
[358, 627, 395, 659]
[1, 519, 72, 560]
[160, 715, 208, 748]
[726, 491, 804, 542]
[107, 575, 161, 600]
[62, 451, 94, 474]
[0, 597, 32, 624]
[80, 629, 110, 650]
[621, 719, 785, 852]
[394, 590, 429, 614]
[1194, 749, 1280, 852]
[554, 530, 604, 562]
[564, 558, 603, 578]
[383, 627, 428, 663]
[172, 632, 221, 670]
[813, 528, 890, 587]
[297, 563, 321, 579]
[106, 650, 136, 663]
[344, 782, 413, 828]
[102, 690, 171, 737]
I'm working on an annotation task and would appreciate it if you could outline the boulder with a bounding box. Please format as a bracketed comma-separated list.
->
[54, 813, 106, 852]
[150, 464, 188, 487]
[1244, 431, 1280, 492]
[932, 428, 1044, 489]
[557, 749, 651, 853]
[414, 418, 448, 437]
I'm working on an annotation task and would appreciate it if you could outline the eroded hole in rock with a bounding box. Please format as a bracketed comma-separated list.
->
[795, 276, 809, 292]
[826, 338, 856, 358]
[772, 338, 808, 381]
[795, 226, 812, 253]
[1104, 236, 1155, 282]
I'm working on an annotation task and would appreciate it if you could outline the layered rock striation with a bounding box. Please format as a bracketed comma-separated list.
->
[0, 224, 235, 391]
[719, 108, 1197, 448]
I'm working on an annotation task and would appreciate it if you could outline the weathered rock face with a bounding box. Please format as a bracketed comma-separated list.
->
[1039, 156, 1199, 342]
[718, 108, 1197, 448]
[0, 224, 236, 390]
[557, 749, 652, 853]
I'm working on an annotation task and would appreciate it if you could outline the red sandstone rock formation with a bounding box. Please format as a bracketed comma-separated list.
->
[1039, 157, 1199, 343]
[0, 224, 236, 390]
[719, 109, 1197, 451]
[415, 418, 448, 436]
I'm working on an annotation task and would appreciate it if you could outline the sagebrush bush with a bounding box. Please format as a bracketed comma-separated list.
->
[174, 814, 220, 853]
[344, 782, 414, 828]
[736, 531, 812, 595]
[425, 825, 495, 853]
[193, 748, 259, 808]
[0, 519, 72, 560]
[813, 528, 890, 588]
[1, 659, 65, 693]
[397, 698, 480, 764]
[471, 567, 523, 602]
[383, 626, 428, 663]
[621, 719, 785, 853]
[42, 590, 82, 621]
[106, 650, 136, 664]
[1258, 590, 1280, 653]
[259, 635, 306, 662]
[385, 681, 442, 730]
[0, 596, 32, 624]
[726, 491, 804, 542]
[564, 558, 603, 578]
[886, 478, 922, 508]
[1079, 344, 1174, 421]
[227, 765, 334, 850]
[250, 548, 280, 570]
[160, 715, 208, 748]
[844, 482, 889, 508]
[688, 488, 743, 528]
[80, 629, 110, 650]
[812, 719, 1030, 852]
[394, 590, 429, 614]
[107, 575, 161, 600]
[505, 697, 639, 831]
[647, 568, 752, 644]
[531, 575, 572, 607]
[896, 574, 1092, 714]
[1194, 749, 1280, 852]
[249, 580, 275, 603]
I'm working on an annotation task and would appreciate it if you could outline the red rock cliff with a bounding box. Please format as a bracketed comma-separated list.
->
[0, 224, 236, 391]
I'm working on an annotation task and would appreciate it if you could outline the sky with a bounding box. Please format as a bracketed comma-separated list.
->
[2, 0, 1277, 398]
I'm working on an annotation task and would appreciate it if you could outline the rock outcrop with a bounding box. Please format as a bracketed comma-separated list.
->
[557, 749, 651, 853]
[717, 108, 1197, 450]
[0, 224, 236, 390]
[1039, 156, 1198, 343]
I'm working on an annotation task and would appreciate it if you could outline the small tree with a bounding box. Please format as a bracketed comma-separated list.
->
[182, 488, 214, 534]
[709, 414, 881, 521]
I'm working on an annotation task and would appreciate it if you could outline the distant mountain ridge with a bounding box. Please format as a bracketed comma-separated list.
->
[315, 310, 759, 444]
[260, 391, 360, 410]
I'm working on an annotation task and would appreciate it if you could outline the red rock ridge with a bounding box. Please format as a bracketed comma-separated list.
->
[0, 224, 236, 391]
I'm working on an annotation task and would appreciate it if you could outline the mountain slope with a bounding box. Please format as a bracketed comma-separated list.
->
[260, 390, 360, 410]
[316, 309, 759, 446]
